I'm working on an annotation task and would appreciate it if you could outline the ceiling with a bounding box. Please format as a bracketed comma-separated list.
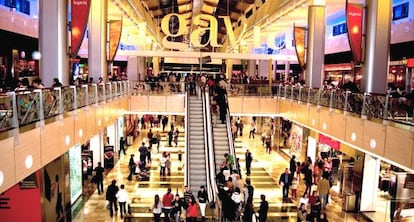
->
[108, 0, 365, 54]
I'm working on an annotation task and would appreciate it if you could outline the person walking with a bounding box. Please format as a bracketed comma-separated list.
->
[106, 180, 119, 217]
[162, 187, 174, 222]
[152, 194, 162, 222]
[138, 142, 148, 164]
[258, 194, 269, 222]
[127, 154, 136, 181]
[155, 131, 161, 153]
[197, 186, 208, 222]
[171, 194, 184, 222]
[116, 184, 129, 219]
[245, 149, 253, 176]
[119, 137, 126, 156]
[317, 172, 330, 209]
[93, 162, 104, 195]
[290, 155, 297, 178]
[279, 168, 292, 201]
[168, 129, 174, 147]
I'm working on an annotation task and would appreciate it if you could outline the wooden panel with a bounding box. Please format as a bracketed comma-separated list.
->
[75, 108, 87, 142]
[318, 107, 331, 135]
[228, 97, 243, 113]
[96, 106, 105, 131]
[278, 99, 290, 115]
[86, 107, 96, 138]
[130, 96, 149, 111]
[148, 96, 166, 112]
[385, 126, 413, 168]
[60, 116, 75, 153]
[40, 121, 62, 165]
[14, 128, 41, 182]
[259, 98, 277, 114]
[166, 95, 185, 113]
[345, 116, 364, 148]
[242, 97, 260, 114]
[308, 106, 320, 131]
[0, 137, 16, 192]
[363, 121, 386, 157]
[330, 111, 346, 141]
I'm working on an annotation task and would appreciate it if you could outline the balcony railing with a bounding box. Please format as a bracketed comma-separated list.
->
[225, 83, 414, 126]
[0, 81, 130, 132]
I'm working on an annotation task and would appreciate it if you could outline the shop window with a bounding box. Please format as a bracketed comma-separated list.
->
[392, 2, 409, 21]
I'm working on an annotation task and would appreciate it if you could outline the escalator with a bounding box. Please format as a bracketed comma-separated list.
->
[186, 93, 208, 190]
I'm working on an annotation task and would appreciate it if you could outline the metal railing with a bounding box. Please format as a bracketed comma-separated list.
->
[0, 81, 130, 132]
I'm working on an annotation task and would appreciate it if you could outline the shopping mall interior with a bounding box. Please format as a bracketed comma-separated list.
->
[0, 0, 414, 222]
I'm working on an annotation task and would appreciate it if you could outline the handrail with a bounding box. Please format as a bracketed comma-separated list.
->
[204, 86, 219, 215]
[225, 93, 237, 172]
[201, 86, 215, 206]
[184, 90, 189, 187]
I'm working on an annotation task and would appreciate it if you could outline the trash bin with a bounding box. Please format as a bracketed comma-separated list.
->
[342, 193, 356, 212]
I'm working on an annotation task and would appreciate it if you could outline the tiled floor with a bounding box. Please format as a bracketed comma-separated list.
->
[72, 121, 371, 222]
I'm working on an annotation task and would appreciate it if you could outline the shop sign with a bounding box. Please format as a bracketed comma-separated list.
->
[70, 0, 91, 58]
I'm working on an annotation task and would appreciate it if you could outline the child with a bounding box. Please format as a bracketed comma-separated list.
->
[291, 177, 298, 200]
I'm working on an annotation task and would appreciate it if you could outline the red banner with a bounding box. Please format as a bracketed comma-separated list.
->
[70, 0, 91, 58]
[293, 25, 306, 70]
[346, 2, 363, 64]
[319, 134, 340, 150]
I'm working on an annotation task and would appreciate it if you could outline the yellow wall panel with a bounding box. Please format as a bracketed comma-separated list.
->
[228, 97, 243, 113]
[318, 107, 332, 135]
[259, 98, 277, 114]
[130, 96, 149, 111]
[345, 116, 364, 148]
[74, 108, 87, 142]
[14, 128, 41, 182]
[330, 111, 346, 141]
[60, 116, 75, 153]
[86, 107, 96, 138]
[40, 121, 62, 165]
[308, 106, 320, 131]
[148, 96, 166, 112]
[242, 97, 260, 114]
[385, 126, 413, 168]
[363, 120, 386, 157]
[0, 137, 16, 192]
[166, 95, 185, 113]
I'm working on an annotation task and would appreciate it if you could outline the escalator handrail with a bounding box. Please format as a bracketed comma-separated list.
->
[201, 86, 215, 205]
[224, 93, 237, 172]
[184, 91, 189, 186]
[204, 86, 219, 207]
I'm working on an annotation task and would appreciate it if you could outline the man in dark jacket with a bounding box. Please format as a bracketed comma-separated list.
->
[106, 179, 119, 217]
[93, 162, 105, 195]
[279, 168, 292, 200]
[127, 154, 136, 180]
[258, 194, 269, 222]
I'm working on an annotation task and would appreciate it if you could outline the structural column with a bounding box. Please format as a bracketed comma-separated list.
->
[362, 0, 392, 94]
[248, 59, 256, 77]
[39, 0, 69, 87]
[305, 2, 326, 88]
[284, 61, 290, 82]
[88, 0, 108, 82]
[226, 59, 233, 80]
[127, 56, 138, 81]
[360, 154, 381, 211]
[152, 57, 159, 76]
[268, 59, 273, 84]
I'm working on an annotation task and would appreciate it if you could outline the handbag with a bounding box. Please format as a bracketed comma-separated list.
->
[209, 201, 216, 209]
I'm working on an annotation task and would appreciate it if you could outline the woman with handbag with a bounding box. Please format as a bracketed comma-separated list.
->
[186, 196, 198, 222]
[151, 194, 163, 222]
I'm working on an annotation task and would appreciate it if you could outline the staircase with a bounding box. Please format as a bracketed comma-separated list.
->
[211, 114, 231, 172]
[187, 95, 208, 190]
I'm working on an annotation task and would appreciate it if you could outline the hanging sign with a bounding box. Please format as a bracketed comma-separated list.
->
[70, 0, 91, 58]
[108, 19, 123, 62]
[346, 2, 363, 64]
[293, 25, 306, 70]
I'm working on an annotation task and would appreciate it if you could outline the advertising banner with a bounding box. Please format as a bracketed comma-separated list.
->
[109, 20, 123, 63]
[70, 0, 91, 58]
[104, 145, 114, 168]
[293, 26, 306, 70]
[346, 2, 363, 64]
